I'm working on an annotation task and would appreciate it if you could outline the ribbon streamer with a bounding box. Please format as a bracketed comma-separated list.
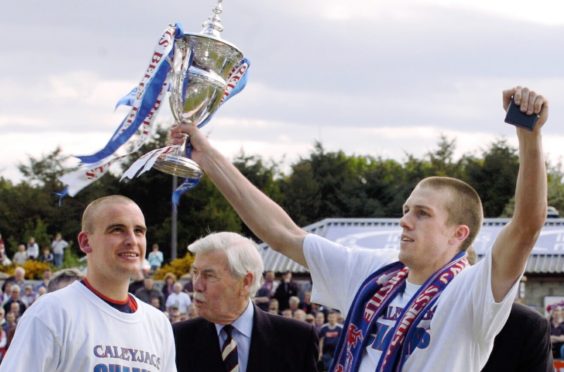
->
[59, 23, 251, 207]
[58, 24, 183, 197]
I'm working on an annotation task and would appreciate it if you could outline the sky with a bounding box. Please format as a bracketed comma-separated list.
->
[2, 0, 564, 184]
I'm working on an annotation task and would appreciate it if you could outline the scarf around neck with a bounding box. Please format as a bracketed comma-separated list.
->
[332, 251, 468, 372]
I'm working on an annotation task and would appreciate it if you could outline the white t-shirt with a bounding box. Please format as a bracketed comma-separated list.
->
[304, 234, 519, 372]
[26, 243, 39, 259]
[0, 281, 177, 372]
[165, 291, 192, 314]
[51, 239, 68, 255]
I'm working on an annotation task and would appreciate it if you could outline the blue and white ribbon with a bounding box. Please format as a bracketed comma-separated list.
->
[59, 24, 183, 197]
[59, 23, 251, 206]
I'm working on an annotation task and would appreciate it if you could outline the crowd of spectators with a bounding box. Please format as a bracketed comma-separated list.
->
[0, 233, 69, 269]
[2, 241, 562, 370]
[250, 270, 344, 371]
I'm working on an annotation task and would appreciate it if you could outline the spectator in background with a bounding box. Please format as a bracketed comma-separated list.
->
[0, 321, 6, 363]
[26, 237, 39, 260]
[148, 243, 164, 272]
[34, 269, 52, 292]
[288, 295, 301, 315]
[273, 271, 299, 311]
[50, 233, 68, 268]
[318, 310, 343, 371]
[46, 268, 83, 293]
[12, 244, 27, 266]
[38, 246, 54, 265]
[0, 308, 6, 333]
[168, 305, 182, 324]
[3, 311, 17, 352]
[3, 286, 26, 317]
[294, 309, 307, 322]
[262, 270, 277, 294]
[281, 308, 293, 318]
[150, 297, 163, 311]
[127, 264, 150, 295]
[550, 303, 564, 360]
[254, 271, 276, 311]
[0, 243, 11, 266]
[7, 303, 21, 322]
[182, 273, 194, 297]
[0, 283, 12, 306]
[4, 267, 26, 292]
[135, 277, 165, 311]
[165, 282, 192, 316]
[161, 272, 177, 302]
[37, 287, 47, 297]
[20, 285, 37, 307]
[314, 312, 326, 335]
[300, 291, 314, 314]
[267, 298, 279, 315]
[306, 313, 316, 325]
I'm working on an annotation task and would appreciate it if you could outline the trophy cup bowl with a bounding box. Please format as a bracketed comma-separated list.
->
[153, 3, 244, 179]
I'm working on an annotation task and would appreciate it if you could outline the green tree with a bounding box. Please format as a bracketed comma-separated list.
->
[465, 139, 519, 217]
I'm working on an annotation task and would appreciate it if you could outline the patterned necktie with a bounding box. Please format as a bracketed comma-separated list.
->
[221, 324, 239, 372]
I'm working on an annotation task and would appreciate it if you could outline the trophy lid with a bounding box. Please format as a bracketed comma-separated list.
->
[201, 0, 225, 39]
[183, 0, 243, 58]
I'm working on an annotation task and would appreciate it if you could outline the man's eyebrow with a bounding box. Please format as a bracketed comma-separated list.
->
[105, 223, 126, 232]
[403, 204, 433, 212]
[191, 267, 217, 275]
[104, 224, 147, 232]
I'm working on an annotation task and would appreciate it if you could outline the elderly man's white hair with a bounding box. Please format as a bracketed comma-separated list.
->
[188, 232, 264, 295]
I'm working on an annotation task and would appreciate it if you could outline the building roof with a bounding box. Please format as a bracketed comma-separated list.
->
[259, 218, 564, 274]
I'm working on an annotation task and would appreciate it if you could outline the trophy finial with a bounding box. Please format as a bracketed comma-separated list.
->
[201, 0, 225, 38]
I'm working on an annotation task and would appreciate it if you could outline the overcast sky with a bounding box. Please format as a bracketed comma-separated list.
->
[2, 0, 564, 184]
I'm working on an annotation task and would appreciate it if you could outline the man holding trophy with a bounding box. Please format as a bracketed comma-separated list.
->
[171, 85, 549, 371]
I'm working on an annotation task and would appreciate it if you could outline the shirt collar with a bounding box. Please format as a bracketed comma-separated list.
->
[214, 300, 254, 338]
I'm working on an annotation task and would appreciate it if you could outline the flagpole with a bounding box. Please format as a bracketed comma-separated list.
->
[171, 175, 178, 260]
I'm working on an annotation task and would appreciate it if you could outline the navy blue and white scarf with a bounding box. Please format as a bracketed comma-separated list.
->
[332, 251, 468, 372]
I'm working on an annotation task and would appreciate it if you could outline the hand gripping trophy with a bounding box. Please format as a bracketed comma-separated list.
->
[59, 0, 249, 198]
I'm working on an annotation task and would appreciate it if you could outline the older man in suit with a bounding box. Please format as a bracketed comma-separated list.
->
[173, 232, 319, 372]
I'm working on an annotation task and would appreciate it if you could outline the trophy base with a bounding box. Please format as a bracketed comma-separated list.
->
[153, 154, 204, 179]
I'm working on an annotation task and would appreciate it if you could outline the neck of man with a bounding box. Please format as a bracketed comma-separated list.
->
[218, 298, 250, 325]
[406, 267, 435, 285]
[85, 271, 130, 301]
[407, 248, 463, 285]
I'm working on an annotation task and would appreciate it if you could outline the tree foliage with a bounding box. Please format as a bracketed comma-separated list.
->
[2, 133, 563, 270]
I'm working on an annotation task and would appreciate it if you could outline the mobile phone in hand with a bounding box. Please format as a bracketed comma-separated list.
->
[504, 99, 539, 131]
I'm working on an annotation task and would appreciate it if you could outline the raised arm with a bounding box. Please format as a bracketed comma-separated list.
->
[172, 124, 308, 267]
[491, 86, 548, 301]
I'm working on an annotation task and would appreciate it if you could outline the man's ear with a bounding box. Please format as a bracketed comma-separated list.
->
[78, 231, 92, 254]
[450, 225, 470, 246]
[241, 272, 253, 294]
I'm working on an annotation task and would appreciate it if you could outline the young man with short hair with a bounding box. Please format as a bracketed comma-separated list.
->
[1, 195, 176, 371]
[171, 86, 549, 370]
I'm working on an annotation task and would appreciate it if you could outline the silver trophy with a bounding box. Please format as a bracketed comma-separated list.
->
[152, 0, 245, 178]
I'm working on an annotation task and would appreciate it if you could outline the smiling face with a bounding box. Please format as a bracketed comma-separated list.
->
[191, 250, 251, 324]
[78, 197, 147, 286]
[399, 184, 468, 283]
